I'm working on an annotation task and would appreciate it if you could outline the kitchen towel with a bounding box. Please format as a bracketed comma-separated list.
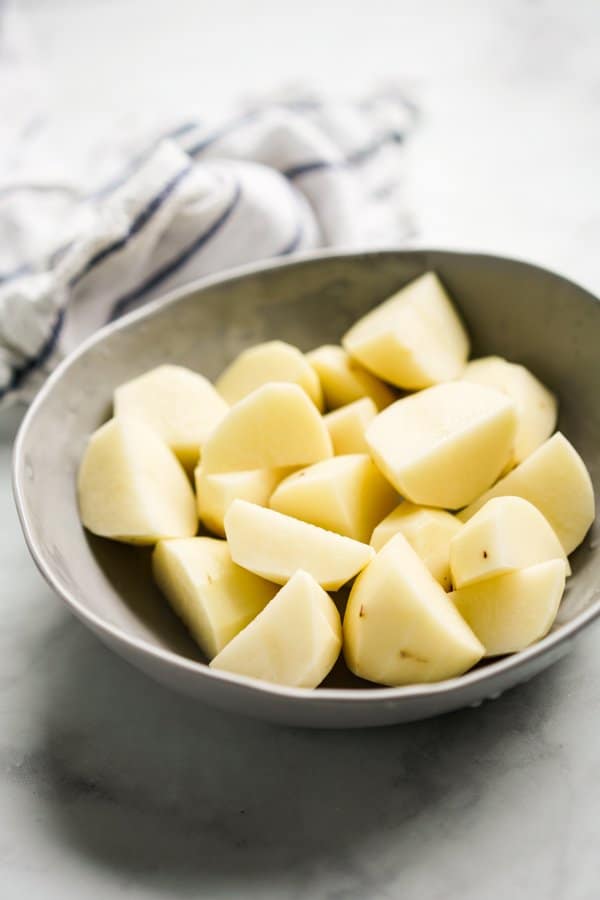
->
[0, 4, 417, 405]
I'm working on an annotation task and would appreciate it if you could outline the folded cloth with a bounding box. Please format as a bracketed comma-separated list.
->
[0, 7, 417, 406]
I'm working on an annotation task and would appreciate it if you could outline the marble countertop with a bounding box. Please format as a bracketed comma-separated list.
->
[3, 1, 600, 897]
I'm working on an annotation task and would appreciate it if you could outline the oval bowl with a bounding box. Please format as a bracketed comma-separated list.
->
[13, 249, 600, 728]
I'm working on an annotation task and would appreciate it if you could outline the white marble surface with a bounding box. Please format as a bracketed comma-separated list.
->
[3, 1, 600, 897]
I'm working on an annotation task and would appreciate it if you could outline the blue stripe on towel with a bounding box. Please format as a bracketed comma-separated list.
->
[163, 121, 202, 141]
[71, 163, 193, 288]
[0, 133, 196, 289]
[0, 262, 33, 285]
[185, 99, 330, 158]
[278, 220, 304, 256]
[185, 110, 262, 157]
[90, 121, 199, 200]
[0, 113, 412, 290]
[108, 179, 242, 322]
[0, 308, 64, 400]
[283, 130, 404, 180]
[359, 92, 420, 122]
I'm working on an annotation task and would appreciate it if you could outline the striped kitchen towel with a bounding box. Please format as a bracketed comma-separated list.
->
[0, 10, 417, 405]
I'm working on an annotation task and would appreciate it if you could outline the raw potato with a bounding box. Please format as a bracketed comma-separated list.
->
[210, 570, 342, 688]
[459, 432, 595, 555]
[306, 345, 395, 411]
[152, 537, 278, 658]
[216, 340, 324, 410]
[450, 560, 565, 656]
[225, 499, 374, 589]
[366, 382, 517, 509]
[269, 454, 398, 543]
[195, 466, 285, 537]
[324, 397, 377, 455]
[461, 356, 557, 466]
[371, 502, 461, 590]
[201, 383, 333, 474]
[77, 417, 197, 544]
[343, 534, 484, 685]
[78, 264, 596, 689]
[114, 365, 228, 469]
[450, 496, 569, 589]
[342, 272, 469, 389]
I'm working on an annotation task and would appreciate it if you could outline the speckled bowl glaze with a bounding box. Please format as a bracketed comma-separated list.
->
[13, 250, 600, 727]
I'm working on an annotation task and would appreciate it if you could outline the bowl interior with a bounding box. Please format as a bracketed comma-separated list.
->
[15, 250, 600, 693]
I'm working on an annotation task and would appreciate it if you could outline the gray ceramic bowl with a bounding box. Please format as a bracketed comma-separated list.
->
[13, 250, 600, 728]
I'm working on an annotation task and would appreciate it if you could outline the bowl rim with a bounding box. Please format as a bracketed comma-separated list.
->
[12, 247, 600, 705]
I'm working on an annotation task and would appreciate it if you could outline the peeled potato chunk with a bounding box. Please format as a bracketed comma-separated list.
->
[366, 382, 517, 509]
[371, 503, 461, 590]
[195, 466, 285, 537]
[342, 272, 469, 389]
[459, 433, 595, 555]
[343, 534, 484, 685]
[306, 345, 395, 411]
[450, 560, 565, 656]
[152, 537, 278, 658]
[78, 417, 197, 544]
[210, 570, 342, 688]
[216, 340, 324, 410]
[113, 364, 228, 469]
[461, 356, 557, 466]
[324, 397, 377, 455]
[270, 454, 398, 543]
[450, 496, 569, 589]
[225, 499, 374, 589]
[201, 383, 332, 474]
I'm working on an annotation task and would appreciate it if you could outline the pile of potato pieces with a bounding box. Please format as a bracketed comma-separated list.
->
[77, 271, 595, 689]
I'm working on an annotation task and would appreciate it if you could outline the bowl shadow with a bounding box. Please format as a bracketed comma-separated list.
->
[26, 612, 572, 895]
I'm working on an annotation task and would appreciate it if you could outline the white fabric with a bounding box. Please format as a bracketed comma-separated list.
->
[0, 4, 416, 405]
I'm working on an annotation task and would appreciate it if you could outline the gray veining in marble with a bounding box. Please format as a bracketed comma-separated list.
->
[3, 0, 600, 897]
